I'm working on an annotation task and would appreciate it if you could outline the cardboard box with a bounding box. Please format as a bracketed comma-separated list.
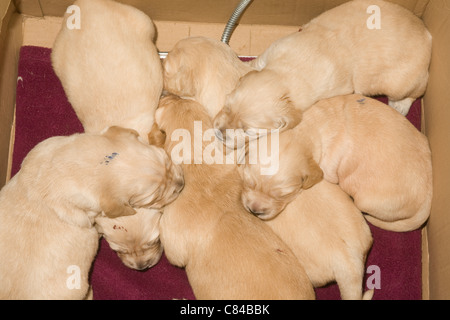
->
[0, 0, 449, 299]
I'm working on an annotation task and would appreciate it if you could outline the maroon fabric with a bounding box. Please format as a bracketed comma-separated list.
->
[12, 46, 84, 177]
[12, 45, 423, 300]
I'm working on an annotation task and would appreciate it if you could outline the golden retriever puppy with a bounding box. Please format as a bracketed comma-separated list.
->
[52, 0, 163, 141]
[95, 208, 163, 270]
[240, 129, 323, 219]
[93, 143, 182, 271]
[92, 139, 182, 271]
[52, 0, 183, 270]
[148, 95, 315, 300]
[0, 126, 178, 299]
[163, 36, 254, 118]
[242, 176, 374, 300]
[214, 0, 432, 136]
[241, 94, 432, 232]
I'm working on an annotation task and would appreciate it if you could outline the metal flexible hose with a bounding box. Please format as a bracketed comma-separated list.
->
[221, 0, 254, 44]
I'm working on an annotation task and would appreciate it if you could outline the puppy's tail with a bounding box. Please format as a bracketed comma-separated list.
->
[362, 289, 374, 300]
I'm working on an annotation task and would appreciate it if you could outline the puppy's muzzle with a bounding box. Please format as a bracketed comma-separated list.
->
[123, 253, 162, 271]
[242, 190, 283, 221]
[134, 258, 158, 271]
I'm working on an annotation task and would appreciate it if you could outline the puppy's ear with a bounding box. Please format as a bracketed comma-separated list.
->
[301, 157, 323, 190]
[148, 123, 166, 148]
[104, 126, 140, 140]
[100, 197, 137, 219]
[164, 56, 196, 96]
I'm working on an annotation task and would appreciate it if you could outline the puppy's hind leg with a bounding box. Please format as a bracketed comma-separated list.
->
[388, 97, 415, 116]
[334, 257, 368, 300]
[362, 289, 374, 300]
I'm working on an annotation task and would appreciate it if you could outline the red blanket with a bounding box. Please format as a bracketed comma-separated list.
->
[12, 46, 423, 300]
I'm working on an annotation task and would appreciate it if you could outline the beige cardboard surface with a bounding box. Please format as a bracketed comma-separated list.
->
[1, 1, 10, 28]
[21, 16, 299, 56]
[130, 21, 298, 56]
[15, 0, 429, 23]
[22, 16, 63, 48]
[0, 3, 21, 186]
[13, 0, 42, 17]
[423, 0, 450, 300]
[17, 0, 432, 54]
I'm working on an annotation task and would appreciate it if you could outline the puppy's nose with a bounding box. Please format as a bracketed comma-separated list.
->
[135, 258, 159, 271]
[135, 262, 150, 271]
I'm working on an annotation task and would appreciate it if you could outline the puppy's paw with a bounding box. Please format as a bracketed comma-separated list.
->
[388, 97, 415, 116]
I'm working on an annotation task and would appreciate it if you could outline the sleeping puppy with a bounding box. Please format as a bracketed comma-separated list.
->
[243, 177, 374, 300]
[52, 0, 182, 270]
[95, 208, 163, 270]
[148, 95, 315, 300]
[241, 94, 432, 232]
[0, 126, 177, 299]
[52, 0, 163, 141]
[240, 128, 323, 219]
[241, 140, 372, 299]
[93, 144, 183, 271]
[93, 148, 183, 271]
[163, 36, 254, 118]
[214, 0, 432, 136]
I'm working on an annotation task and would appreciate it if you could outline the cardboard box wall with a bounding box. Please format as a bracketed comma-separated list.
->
[0, 0, 449, 299]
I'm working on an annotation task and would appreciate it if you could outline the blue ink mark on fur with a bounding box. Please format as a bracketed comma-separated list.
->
[357, 98, 366, 105]
[100, 152, 119, 165]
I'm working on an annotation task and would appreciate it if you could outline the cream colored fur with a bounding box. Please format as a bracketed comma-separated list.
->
[52, 0, 182, 270]
[163, 36, 254, 118]
[149, 95, 315, 300]
[52, 0, 163, 141]
[0, 127, 175, 299]
[214, 0, 432, 134]
[95, 208, 163, 270]
[243, 94, 432, 232]
[93, 138, 183, 270]
[243, 177, 374, 300]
